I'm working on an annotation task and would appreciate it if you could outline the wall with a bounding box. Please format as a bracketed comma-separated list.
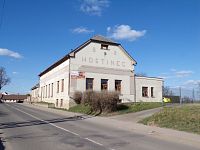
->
[39, 59, 70, 109]
[70, 41, 135, 102]
[135, 76, 163, 102]
[31, 87, 39, 102]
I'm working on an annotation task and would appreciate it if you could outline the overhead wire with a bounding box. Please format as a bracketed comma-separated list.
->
[0, 0, 6, 33]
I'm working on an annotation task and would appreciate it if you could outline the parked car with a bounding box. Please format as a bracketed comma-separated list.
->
[163, 97, 171, 103]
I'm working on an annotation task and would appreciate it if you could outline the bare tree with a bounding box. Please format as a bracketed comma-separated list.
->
[0, 67, 10, 91]
[163, 86, 174, 96]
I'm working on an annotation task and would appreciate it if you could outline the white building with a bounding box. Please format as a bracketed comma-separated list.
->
[33, 35, 163, 109]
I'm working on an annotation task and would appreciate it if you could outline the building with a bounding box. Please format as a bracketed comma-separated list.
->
[32, 35, 163, 109]
[30, 83, 39, 102]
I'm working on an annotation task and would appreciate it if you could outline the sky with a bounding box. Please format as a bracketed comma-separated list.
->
[0, 0, 200, 94]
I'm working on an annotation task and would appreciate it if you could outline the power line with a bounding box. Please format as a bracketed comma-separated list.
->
[0, 0, 6, 33]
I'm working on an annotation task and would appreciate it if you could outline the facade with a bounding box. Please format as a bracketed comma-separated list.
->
[135, 76, 163, 102]
[32, 35, 163, 109]
[30, 84, 39, 102]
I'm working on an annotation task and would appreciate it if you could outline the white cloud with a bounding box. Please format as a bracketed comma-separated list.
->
[0, 48, 22, 59]
[183, 80, 200, 86]
[80, 0, 109, 16]
[175, 70, 194, 77]
[107, 25, 146, 41]
[159, 69, 194, 80]
[72, 27, 94, 34]
[12, 71, 18, 75]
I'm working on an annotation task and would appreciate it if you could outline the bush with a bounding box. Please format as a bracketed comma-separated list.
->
[82, 91, 120, 114]
[73, 91, 82, 104]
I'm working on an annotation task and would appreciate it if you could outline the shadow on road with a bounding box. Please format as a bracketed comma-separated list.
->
[0, 133, 5, 150]
[0, 115, 92, 130]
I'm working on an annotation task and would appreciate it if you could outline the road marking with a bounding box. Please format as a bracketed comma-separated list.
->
[6, 104, 111, 149]
[85, 138, 103, 146]
[7, 104, 80, 136]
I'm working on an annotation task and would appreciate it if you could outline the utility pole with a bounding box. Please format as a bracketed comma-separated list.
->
[179, 86, 182, 105]
[192, 88, 195, 103]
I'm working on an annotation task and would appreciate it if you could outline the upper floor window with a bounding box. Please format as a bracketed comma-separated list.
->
[101, 44, 108, 50]
[142, 87, 148, 97]
[57, 81, 59, 93]
[101, 79, 108, 90]
[61, 79, 64, 92]
[86, 78, 93, 90]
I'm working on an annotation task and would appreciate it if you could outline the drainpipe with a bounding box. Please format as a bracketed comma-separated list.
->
[134, 74, 136, 103]
[68, 56, 71, 97]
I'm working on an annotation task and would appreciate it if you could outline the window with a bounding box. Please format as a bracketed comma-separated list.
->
[115, 80, 121, 92]
[86, 78, 93, 90]
[101, 79, 108, 90]
[101, 44, 108, 50]
[151, 87, 154, 97]
[57, 81, 59, 93]
[48, 84, 50, 98]
[56, 99, 58, 107]
[46, 85, 47, 98]
[142, 87, 148, 97]
[51, 83, 53, 97]
[60, 99, 63, 107]
[61, 79, 64, 92]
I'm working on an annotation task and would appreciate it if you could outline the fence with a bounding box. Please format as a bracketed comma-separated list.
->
[165, 87, 200, 103]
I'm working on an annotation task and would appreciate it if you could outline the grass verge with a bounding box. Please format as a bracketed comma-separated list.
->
[139, 104, 200, 134]
[68, 102, 164, 116]
[68, 105, 91, 114]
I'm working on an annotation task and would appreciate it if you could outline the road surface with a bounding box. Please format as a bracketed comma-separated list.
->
[0, 103, 199, 150]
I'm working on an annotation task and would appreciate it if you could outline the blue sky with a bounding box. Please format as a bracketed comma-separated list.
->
[0, 0, 199, 94]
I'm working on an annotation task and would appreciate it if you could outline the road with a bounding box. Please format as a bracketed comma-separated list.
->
[0, 103, 199, 150]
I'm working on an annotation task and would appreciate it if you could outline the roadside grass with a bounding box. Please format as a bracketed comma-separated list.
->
[68, 105, 91, 114]
[35, 101, 53, 105]
[139, 104, 200, 134]
[68, 102, 164, 116]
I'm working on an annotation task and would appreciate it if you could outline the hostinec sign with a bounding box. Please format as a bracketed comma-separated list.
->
[81, 57, 126, 67]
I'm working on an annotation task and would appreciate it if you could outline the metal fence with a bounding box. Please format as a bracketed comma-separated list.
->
[166, 87, 200, 103]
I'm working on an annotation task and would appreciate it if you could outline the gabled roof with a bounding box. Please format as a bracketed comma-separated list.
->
[31, 83, 39, 90]
[91, 35, 119, 45]
[38, 35, 136, 77]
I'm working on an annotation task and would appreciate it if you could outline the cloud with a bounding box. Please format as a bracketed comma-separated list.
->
[107, 25, 146, 41]
[12, 72, 19, 75]
[175, 70, 194, 77]
[183, 80, 200, 88]
[159, 69, 194, 80]
[72, 27, 94, 34]
[0, 48, 22, 59]
[80, 0, 109, 16]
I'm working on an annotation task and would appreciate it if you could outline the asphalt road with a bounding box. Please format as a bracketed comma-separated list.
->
[0, 103, 199, 150]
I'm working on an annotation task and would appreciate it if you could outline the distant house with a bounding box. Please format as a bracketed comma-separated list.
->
[30, 83, 39, 102]
[31, 35, 163, 109]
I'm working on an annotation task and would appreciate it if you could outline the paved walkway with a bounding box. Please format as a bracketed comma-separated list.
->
[108, 107, 163, 123]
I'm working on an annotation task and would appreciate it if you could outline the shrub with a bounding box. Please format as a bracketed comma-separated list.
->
[82, 91, 120, 114]
[73, 91, 82, 104]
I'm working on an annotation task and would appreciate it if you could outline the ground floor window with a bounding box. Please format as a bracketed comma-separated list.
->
[86, 78, 94, 90]
[101, 79, 108, 90]
[142, 87, 148, 97]
[60, 99, 63, 107]
[115, 80, 121, 92]
[151, 87, 154, 97]
[56, 99, 58, 107]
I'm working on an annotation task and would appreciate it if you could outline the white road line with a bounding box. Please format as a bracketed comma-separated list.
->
[7, 104, 80, 136]
[6, 104, 109, 148]
[85, 138, 103, 146]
